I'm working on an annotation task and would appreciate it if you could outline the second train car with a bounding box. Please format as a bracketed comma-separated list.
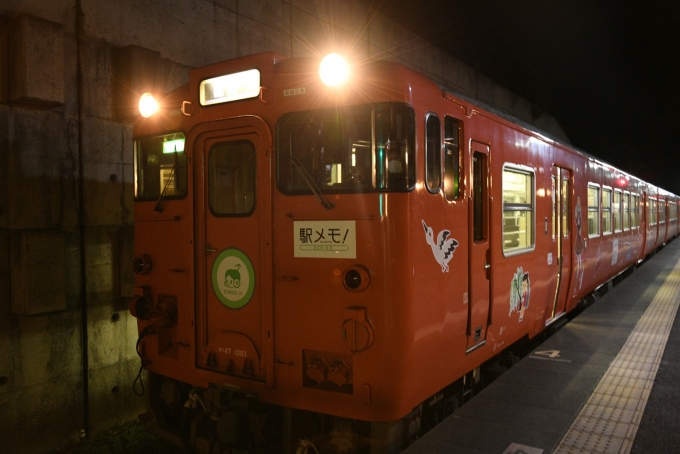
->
[129, 52, 680, 453]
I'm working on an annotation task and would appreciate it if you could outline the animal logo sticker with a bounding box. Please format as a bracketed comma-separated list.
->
[212, 248, 255, 309]
[509, 267, 530, 322]
[422, 220, 459, 272]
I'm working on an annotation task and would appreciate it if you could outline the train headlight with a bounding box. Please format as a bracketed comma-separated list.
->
[319, 53, 349, 86]
[343, 265, 371, 292]
[139, 93, 159, 117]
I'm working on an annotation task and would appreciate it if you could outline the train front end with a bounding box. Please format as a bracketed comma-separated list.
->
[130, 52, 445, 452]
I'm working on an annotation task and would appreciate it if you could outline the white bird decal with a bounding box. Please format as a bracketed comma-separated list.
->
[422, 220, 459, 272]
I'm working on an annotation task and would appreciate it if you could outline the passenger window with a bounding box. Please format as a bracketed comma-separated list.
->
[613, 190, 622, 231]
[660, 200, 666, 223]
[209, 141, 255, 216]
[502, 167, 534, 253]
[623, 192, 630, 230]
[602, 188, 612, 234]
[444, 116, 461, 200]
[587, 185, 600, 236]
[425, 114, 441, 193]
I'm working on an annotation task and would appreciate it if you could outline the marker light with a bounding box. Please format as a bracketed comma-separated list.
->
[319, 53, 349, 86]
[139, 93, 159, 117]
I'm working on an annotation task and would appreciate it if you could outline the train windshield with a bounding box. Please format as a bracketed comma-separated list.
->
[134, 132, 188, 201]
[277, 103, 415, 194]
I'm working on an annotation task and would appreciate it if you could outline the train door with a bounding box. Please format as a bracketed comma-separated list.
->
[547, 166, 572, 323]
[192, 116, 273, 389]
[466, 141, 491, 352]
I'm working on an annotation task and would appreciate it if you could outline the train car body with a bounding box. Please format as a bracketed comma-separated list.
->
[130, 52, 679, 452]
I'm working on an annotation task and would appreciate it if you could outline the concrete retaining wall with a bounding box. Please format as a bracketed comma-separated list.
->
[0, 1, 568, 453]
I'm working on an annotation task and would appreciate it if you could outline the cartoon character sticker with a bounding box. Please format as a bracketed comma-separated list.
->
[422, 220, 459, 272]
[509, 267, 530, 322]
[212, 248, 255, 309]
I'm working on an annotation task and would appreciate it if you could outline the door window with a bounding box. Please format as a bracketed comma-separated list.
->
[209, 141, 256, 216]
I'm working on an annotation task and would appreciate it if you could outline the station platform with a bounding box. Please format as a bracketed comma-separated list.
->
[403, 238, 680, 454]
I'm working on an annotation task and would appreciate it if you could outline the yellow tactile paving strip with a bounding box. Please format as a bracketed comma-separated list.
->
[554, 261, 680, 453]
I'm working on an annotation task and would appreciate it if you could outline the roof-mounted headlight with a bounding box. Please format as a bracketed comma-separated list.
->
[319, 53, 349, 87]
[139, 92, 159, 117]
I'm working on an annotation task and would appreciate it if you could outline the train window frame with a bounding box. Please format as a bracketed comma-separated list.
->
[587, 184, 600, 237]
[660, 198, 667, 224]
[275, 103, 416, 195]
[649, 198, 657, 226]
[208, 140, 256, 217]
[632, 194, 639, 228]
[425, 113, 442, 194]
[501, 164, 535, 256]
[444, 116, 462, 201]
[623, 191, 630, 230]
[670, 201, 678, 222]
[602, 186, 612, 235]
[613, 189, 623, 232]
[133, 131, 188, 202]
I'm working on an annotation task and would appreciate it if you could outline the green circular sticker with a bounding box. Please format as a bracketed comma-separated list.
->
[211, 248, 255, 309]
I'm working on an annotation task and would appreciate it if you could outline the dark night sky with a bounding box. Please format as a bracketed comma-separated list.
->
[373, 0, 680, 193]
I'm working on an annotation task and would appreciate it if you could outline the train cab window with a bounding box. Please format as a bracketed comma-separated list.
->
[613, 190, 622, 232]
[587, 185, 600, 237]
[134, 132, 187, 201]
[209, 141, 255, 215]
[602, 187, 612, 234]
[425, 114, 442, 193]
[623, 192, 630, 230]
[277, 103, 415, 194]
[502, 167, 534, 253]
[444, 116, 461, 200]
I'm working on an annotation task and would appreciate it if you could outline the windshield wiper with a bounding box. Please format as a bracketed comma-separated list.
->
[154, 145, 179, 213]
[289, 135, 334, 210]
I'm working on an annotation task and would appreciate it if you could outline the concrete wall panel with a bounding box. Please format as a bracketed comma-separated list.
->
[291, 7, 366, 59]
[88, 360, 146, 435]
[0, 374, 84, 454]
[240, 0, 290, 34]
[9, 15, 65, 107]
[14, 310, 83, 388]
[238, 14, 291, 58]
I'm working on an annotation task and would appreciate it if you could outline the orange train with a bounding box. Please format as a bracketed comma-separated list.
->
[130, 52, 679, 453]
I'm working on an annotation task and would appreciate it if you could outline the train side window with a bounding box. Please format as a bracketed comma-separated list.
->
[444, 116, 461, 200]
[502, 166, 534, 253]
[209, 141, 255, 216]
[602, 187, 612, 235]
[425, 114, 442, 193]
[587, 184, 600, 237]
[561, 175, 570, 238]
[632, 194, 639, 228]
[650, 199, 657, 225]
[660, 199, 667, 223]
[670, 202, 678, 222]
[134, 132, 188, 201]
[613, 190, 622, 232]
[623, 192, 630, 230]
[552, 176, 557, 240]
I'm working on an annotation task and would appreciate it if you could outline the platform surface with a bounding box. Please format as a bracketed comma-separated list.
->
[404, 239, 680, 454]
